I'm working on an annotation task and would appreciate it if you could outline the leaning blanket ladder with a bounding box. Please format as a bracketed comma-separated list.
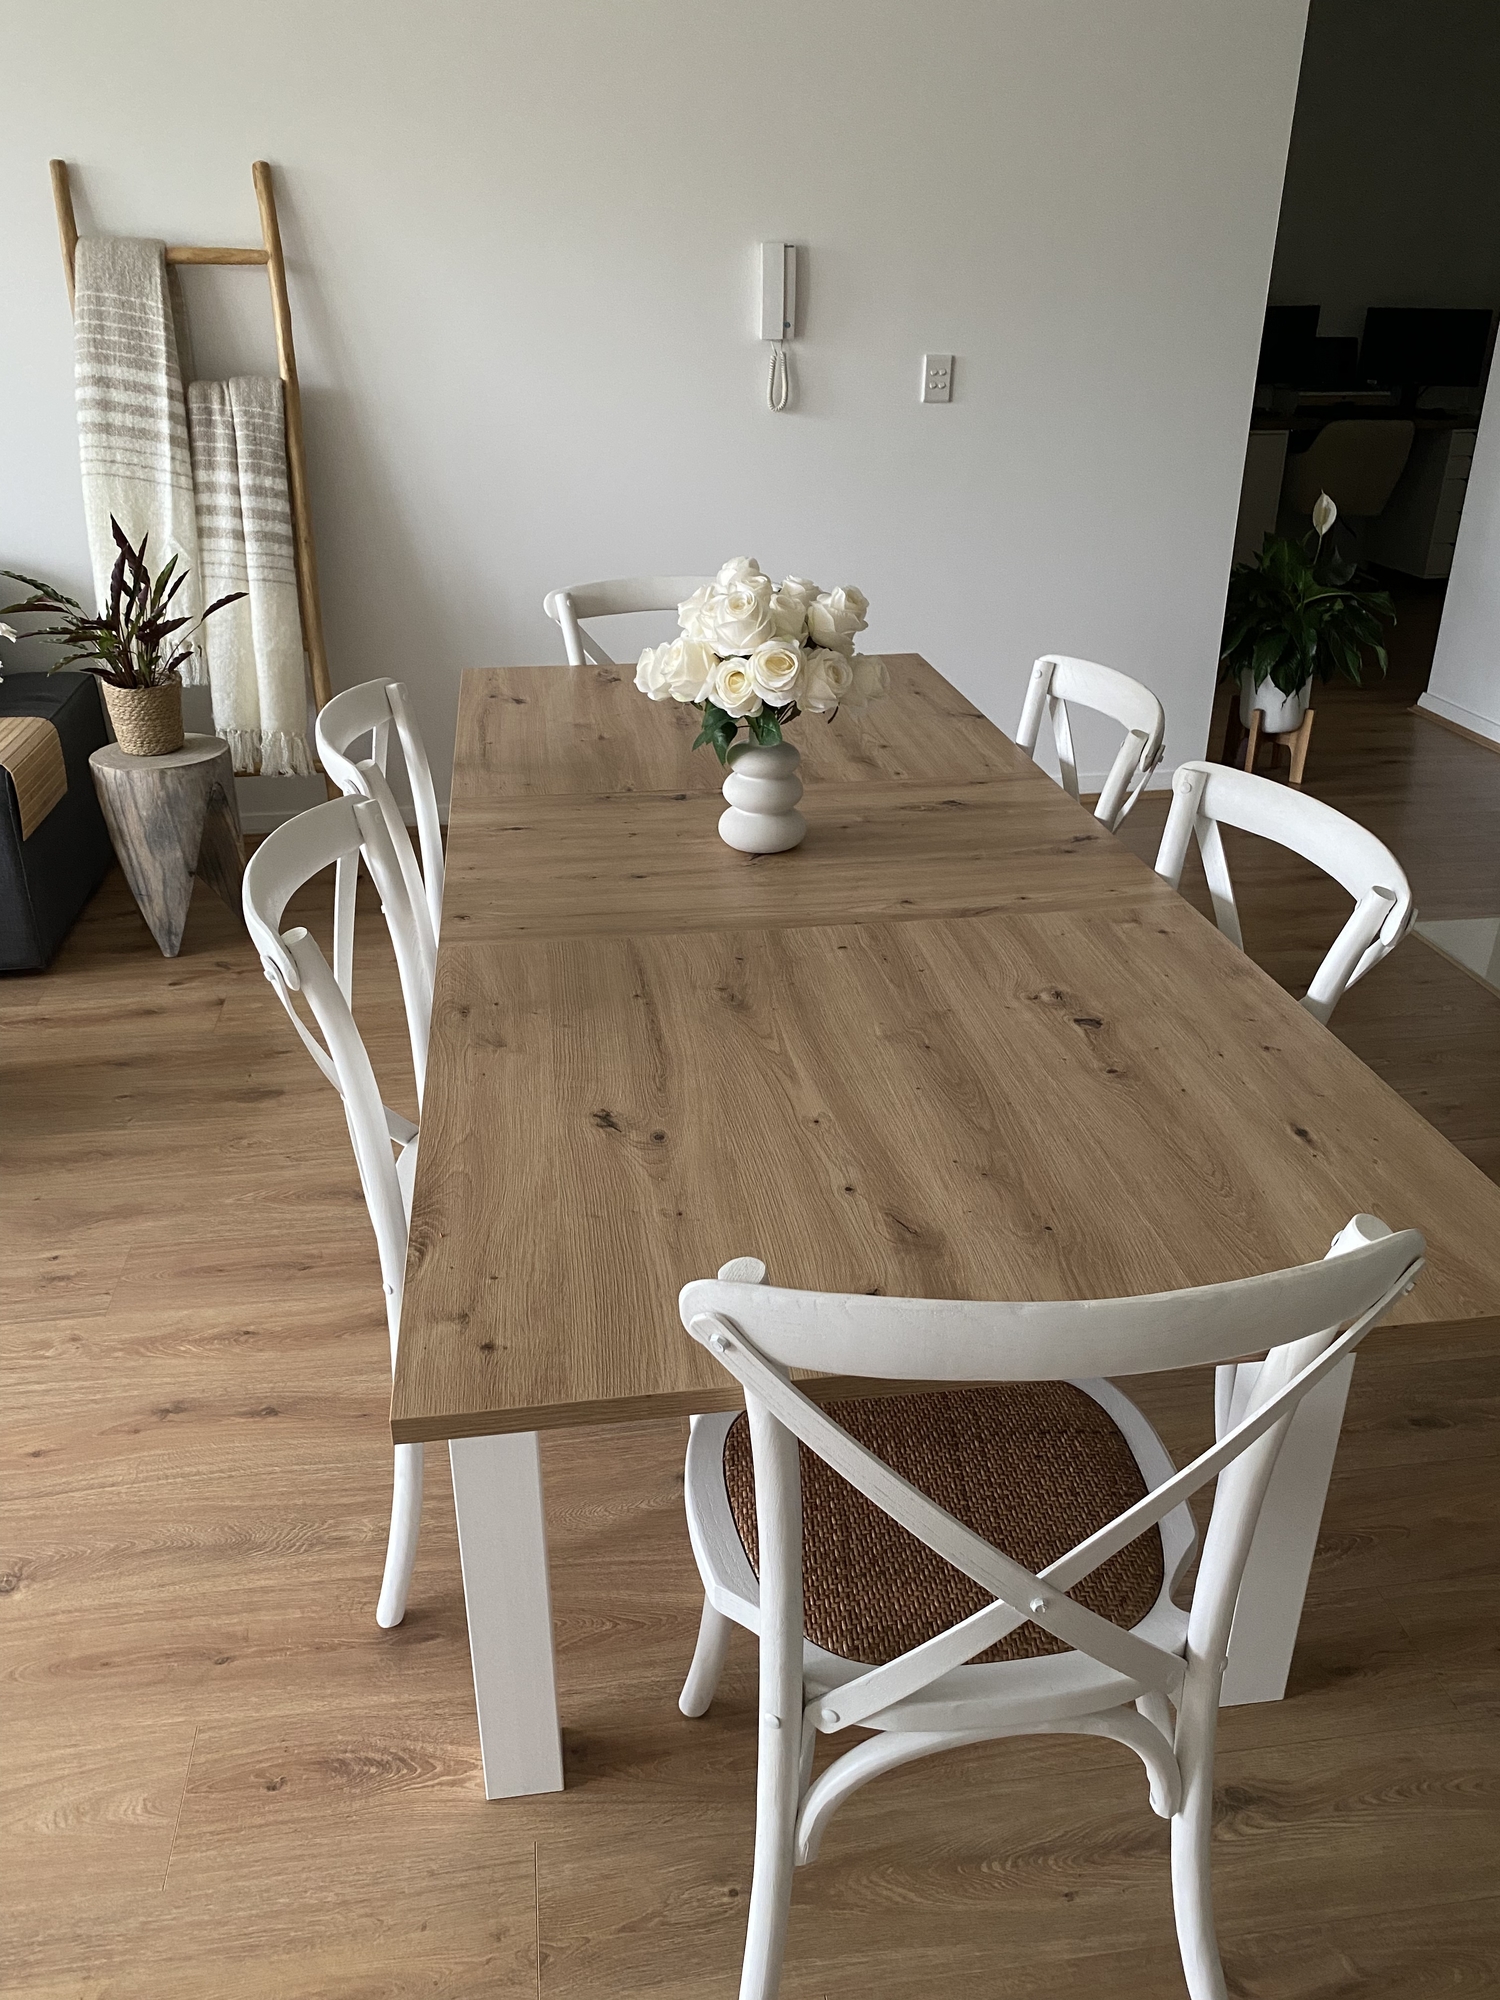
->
[49, 158, 333, 721]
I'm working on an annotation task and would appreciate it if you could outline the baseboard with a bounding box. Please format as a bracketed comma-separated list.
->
[1058, 763, 1178, 800]
[240, 808, 306, 834]
[1415, 692, 1500, 754]
[239, 804, 453, 834]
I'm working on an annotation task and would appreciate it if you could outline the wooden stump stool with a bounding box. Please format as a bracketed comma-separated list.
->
[90, 734, 246, 957]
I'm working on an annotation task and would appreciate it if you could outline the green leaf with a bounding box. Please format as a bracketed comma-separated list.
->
[746, 709, 783, 747]
[691, 700, 739, 764]
[1248, 631, 1288, 683]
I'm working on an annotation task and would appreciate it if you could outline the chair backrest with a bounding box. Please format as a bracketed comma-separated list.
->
[315, 680, 444, 1012]
[1154, 761, 1415, 1024]
[1014, 654, 1166, 831]
[244, 796, 432, 1363]
[542, 576, 710, 667]
[1281, 420, 1415, 518]
[680, 1217, 1422, 1735]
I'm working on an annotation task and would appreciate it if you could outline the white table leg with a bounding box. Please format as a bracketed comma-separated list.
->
[1220, 1355, 1356, 1706]
[448, 1432, 564, 1797]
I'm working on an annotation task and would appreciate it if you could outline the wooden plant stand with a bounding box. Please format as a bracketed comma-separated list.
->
[90, 735, 245, 957]
[1222, 705, 1316, 786]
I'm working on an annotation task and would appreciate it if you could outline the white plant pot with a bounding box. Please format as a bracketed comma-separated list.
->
[718, 740, 806, 854]
[1239, 670, 1311, 735]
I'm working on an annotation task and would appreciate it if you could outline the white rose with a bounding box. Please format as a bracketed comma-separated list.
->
[768, 589, 810, 641]
[841, 652, 889, 714]
[678, 583, 716, 643]
[747, 639, 803, 706]
[715, 555, 765, 588]
[699, 574, 775, 653]
[709, 655, 763, 718]
[806, 585, 869, 657]
[801, 646, 854, 713]
[636, 641, 677, 701]
[673, 638, 719, 700]
[779, 575, 819, 603]
[637, 637, 716, 703]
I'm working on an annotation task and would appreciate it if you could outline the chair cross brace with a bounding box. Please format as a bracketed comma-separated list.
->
[690, 1252, 1419, 1734]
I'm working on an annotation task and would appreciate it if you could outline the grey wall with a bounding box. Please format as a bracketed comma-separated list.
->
[0, 1, 1310, 817]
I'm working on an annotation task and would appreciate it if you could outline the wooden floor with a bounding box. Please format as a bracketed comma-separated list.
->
[6, 622, 1500, 1996]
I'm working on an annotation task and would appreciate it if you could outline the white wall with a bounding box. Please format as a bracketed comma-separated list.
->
[1270, 0, 1500, 341]
[0, 0, 1310, 818]
[1422, 390, 1500, 742]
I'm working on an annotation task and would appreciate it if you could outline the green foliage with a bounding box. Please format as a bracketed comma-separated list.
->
[691, 701, 740, 764]
[692, 699, 801, 763]
[1220, 528, 1394, 696]
[1, 517, 243, 689]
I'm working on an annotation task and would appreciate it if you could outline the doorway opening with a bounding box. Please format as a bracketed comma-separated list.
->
[1223, 0, 1499, 783]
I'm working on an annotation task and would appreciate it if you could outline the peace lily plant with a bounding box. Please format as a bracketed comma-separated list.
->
[634, 558, 887, 855]
[1220, 492, 1394, 734]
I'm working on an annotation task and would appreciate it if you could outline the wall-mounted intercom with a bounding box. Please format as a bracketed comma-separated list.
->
[760, 241, 797, 412]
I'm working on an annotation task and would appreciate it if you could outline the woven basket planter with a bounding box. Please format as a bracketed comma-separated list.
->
[101, 679, 185, 758]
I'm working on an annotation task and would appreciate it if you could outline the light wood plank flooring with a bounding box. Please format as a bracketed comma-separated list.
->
[5, 633, 1499, 1996]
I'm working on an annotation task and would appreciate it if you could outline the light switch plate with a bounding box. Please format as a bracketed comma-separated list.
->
[922, 354, 953, 403]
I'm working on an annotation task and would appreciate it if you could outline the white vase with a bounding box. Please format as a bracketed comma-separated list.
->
[718, 740, 806, 854]
[1239, 670, 1311, 735]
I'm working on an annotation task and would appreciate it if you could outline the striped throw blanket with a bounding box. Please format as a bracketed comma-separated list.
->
[74, 237, 205, 680]
[187, 378, 313, 776]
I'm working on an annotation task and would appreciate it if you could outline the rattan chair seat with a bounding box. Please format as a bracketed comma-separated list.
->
[722, 1382, 1165, 1666]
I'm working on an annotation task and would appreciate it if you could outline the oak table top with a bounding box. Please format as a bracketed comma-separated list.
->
[392, 656, 1500, 1444]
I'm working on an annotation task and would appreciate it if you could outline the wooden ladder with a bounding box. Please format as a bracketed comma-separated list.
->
[49, 159, 333, 718]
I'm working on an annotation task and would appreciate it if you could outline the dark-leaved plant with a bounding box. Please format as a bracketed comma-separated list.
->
[1, 517, 242, 688]
[1220, 502, 1394, 697]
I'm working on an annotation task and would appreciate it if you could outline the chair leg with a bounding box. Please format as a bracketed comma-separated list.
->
[679, 1596, 734, 1717]
[1170, 1684, 1228, 2000]
[738, 1703, 803, 2000]
[376, 1441, 425, 1629]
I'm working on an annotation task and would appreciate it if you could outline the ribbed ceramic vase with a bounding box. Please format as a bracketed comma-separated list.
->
[718, 740, 806, 854]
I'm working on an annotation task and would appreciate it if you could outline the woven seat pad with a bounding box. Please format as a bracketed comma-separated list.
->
[723, 1383, 1165, 1666]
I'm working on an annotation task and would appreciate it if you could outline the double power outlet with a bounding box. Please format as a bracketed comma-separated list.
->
[921, 353, 954, 403]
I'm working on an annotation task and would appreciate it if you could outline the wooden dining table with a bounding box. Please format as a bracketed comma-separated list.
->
[394, 654, 1500, 1800]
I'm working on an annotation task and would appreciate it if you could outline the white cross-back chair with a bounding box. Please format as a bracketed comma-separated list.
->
[542, 576, 709, 667]
[677, 1220, 1424, 2000]
[1154, 761, 1415, 1025]
[243, 795, 437, 1629]
[315, 679, 444, 1018]
[1015, 653, 1167, 830]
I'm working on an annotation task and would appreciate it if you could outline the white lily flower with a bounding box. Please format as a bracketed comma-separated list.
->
[1312, 492, 1337, 538]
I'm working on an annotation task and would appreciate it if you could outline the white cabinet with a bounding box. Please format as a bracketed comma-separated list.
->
[1364, 427, 1477, 579]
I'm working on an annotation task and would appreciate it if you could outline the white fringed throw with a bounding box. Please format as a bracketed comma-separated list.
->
[187, 377, 313, 776]
[73, 237, 205, 680]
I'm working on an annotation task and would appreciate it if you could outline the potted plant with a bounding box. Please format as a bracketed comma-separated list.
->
[1, 518, 242, 758]
[1220, 493, 1394, 736]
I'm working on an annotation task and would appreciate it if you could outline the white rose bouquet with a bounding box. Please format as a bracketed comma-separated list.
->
[635, 557, 887, 762]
